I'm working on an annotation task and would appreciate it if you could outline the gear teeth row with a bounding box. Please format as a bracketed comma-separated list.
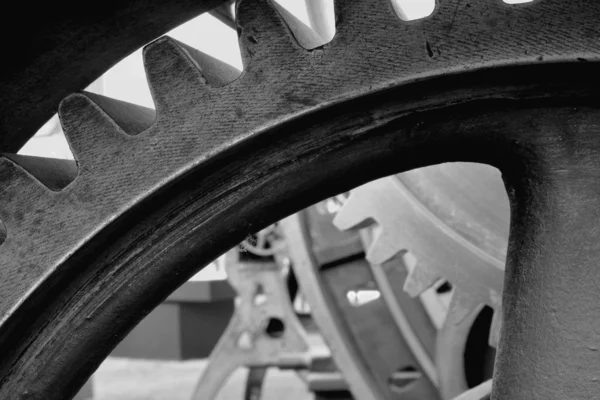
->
[0, 11, 302, 318]
[334, 176, 505, 346]
[0, 34, 244, 322]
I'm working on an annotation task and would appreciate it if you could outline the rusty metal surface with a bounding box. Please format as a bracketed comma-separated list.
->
[0, 1, 600, 399]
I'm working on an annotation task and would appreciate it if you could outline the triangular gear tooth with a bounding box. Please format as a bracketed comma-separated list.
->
[403, 263, 439, 297]
[334, 0, 399, 37]
[444, 290, 479, 328]
[83, 92, 155, 135]
[366, 228, 400, 265]
[488, 305, 503, 348]
[172, 41, 241, 87]
[236, 0, 303, 69]
[2, 154, 77, 192]
[58, 92, 130, 172]
[0, 156, 52, 226]
[332, 191, 374, 231]
[143, 36, 216, 112]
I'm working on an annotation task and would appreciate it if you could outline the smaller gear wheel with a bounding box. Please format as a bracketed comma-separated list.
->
[333, 173, 505, 347]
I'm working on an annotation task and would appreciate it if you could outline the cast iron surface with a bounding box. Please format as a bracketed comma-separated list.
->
[0, 1, 599, 399]
[0, 0, 228, 152]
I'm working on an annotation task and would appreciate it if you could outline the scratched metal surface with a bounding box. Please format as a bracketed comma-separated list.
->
[0, 1, 599, 399]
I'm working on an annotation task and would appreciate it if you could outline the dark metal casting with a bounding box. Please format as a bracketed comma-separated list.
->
[0, 1, 599, 399]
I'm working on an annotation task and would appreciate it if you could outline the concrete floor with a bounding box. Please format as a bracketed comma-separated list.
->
[92, 357, 312, 400]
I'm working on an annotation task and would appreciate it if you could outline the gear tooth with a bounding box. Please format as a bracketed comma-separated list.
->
[332, 192, 373, 231]
[170, 40, 240, 87]
[488, 306, 503, 348]
[0, 156, 52, 226]
[143, 36, 216, 111]
[58, 92, 129, 171]
[2, 154, 77, 192]
[444, 290, 479, 328]
[236, 0, 302, 67]
[403, 263, 439, 297]
[366, 229, 398, 265]
[83, 92, 155, 135]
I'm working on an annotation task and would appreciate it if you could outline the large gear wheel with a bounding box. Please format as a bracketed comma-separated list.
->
[1, 1, 600, 399]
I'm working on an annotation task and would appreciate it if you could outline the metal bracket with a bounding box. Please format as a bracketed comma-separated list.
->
[191, 250, 311, 399]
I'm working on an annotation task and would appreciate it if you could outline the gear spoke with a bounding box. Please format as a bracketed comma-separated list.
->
[495, 113, 600, 399]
